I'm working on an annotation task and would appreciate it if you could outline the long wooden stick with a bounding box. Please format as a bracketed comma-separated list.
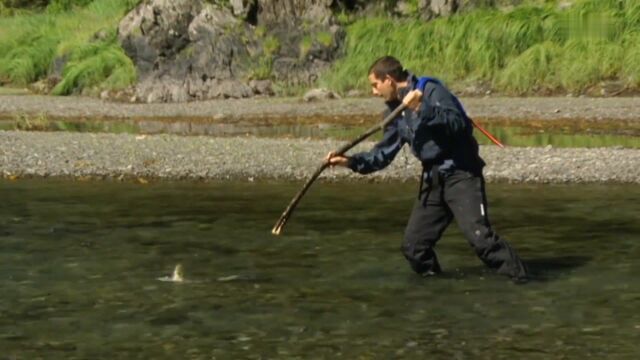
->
[271, 103, 407, 235]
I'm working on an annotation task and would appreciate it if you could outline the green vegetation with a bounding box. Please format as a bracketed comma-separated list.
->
[248, 58, 273, 81]
[263, 35, 281, 57]
[47, 0, 95, 13]
[322, 0, 640, 95]
[316, 31, 334, 48]
[0, 0, 138, 94]
[2, 0, 640, 98]
[299, 36, 313, 59]
[51, 30, 136, 95]
[254, 25, 267, 38]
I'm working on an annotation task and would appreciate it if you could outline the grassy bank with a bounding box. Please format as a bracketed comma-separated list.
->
[2, 0, 640, 97]
[323, 0, 640, 95]
[0, 0, 137, 95]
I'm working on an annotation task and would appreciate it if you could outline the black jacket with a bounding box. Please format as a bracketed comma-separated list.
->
[348, 74, 485, 176]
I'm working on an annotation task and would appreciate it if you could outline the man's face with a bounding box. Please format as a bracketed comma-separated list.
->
[368, 73, 397, 102]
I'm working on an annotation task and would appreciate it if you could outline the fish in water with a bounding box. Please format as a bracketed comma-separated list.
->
[158, 264, 184, 282]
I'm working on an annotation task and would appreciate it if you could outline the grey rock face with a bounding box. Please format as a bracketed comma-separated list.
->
[395, 0, 457, 19]
[249, 79, 274, 96]
[118, 0, 344, 103]
[230, 0, 257, 18]
[257, 0, 334, 25]
[119, 0, 200, 75]
[430, 0, 457, 16]
[119, 0, 250, 102]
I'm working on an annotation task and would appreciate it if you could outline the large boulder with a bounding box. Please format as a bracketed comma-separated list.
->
[118, 0, 249, 102]
[118, 0, 199, 76]
[118, 0, 344, 102]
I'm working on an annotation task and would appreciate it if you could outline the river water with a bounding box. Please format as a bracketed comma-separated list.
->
[1, 179, 639, 358]
[2, 117, 640, 149]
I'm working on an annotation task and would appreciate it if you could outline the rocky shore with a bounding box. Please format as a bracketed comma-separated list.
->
[1, 95, 640, 183]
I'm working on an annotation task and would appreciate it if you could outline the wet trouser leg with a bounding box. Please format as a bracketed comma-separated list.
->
[402, 175, 452, 275]
[444, 170, 529, 279]
[402, 169, 528, 279]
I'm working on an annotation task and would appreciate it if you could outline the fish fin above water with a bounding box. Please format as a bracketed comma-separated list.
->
[171, 264, 184, 282]
[157, 264, 184, 282]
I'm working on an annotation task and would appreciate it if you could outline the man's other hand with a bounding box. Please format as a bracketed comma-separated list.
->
[324, 151, 349, 167]
[402, 89, 422, 111]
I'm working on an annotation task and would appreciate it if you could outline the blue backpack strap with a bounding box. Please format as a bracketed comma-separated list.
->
[415, 76, 442, 92]
[415, 76, 468, 117]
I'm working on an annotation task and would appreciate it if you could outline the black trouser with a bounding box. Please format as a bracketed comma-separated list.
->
[401, 169, 528, 279]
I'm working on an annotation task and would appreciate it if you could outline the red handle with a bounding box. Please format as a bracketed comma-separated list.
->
[471, 119, 504, 148]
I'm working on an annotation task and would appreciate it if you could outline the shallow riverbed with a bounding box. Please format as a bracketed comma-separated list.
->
[1, 179, 639, 358]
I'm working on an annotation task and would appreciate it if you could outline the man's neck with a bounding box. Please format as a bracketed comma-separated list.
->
[394, 77, 413, 101]
[396, 80, 410, 89]
[395, 73, 415, 95]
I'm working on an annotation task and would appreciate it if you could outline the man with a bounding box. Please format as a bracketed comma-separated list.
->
[326, 56, 529, 282]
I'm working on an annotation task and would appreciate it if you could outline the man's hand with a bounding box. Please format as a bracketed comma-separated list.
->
[324, 151, 349, 167]
[402, 89, 422, 111]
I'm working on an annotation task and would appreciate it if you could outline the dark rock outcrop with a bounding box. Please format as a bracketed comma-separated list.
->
[118, 0, 345, 102]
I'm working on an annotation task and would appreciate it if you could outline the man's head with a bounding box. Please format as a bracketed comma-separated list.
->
[367, 56, 409, 102]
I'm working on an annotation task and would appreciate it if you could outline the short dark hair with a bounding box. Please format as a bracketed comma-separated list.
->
[368, 56, 408, 82]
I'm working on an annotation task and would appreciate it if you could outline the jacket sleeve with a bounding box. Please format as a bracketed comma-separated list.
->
[417, 84, 472, 137]
[347, 119, 405, 174]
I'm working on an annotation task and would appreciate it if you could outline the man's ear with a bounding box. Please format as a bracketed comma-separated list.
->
[384, 74, 395, 85]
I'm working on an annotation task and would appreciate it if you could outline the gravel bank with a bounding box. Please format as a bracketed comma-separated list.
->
[2, 94, 639, 183]
[2, 131, 639, 183]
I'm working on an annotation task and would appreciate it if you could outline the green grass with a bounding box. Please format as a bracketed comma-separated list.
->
[322, 0, 640, 96]
[51, 30, 136, 95]
[0, 0, 138, 93]
[3, 0, 640, 97]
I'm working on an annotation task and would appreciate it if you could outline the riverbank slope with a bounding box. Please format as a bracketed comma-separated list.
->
[1, 94, 639, 183]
